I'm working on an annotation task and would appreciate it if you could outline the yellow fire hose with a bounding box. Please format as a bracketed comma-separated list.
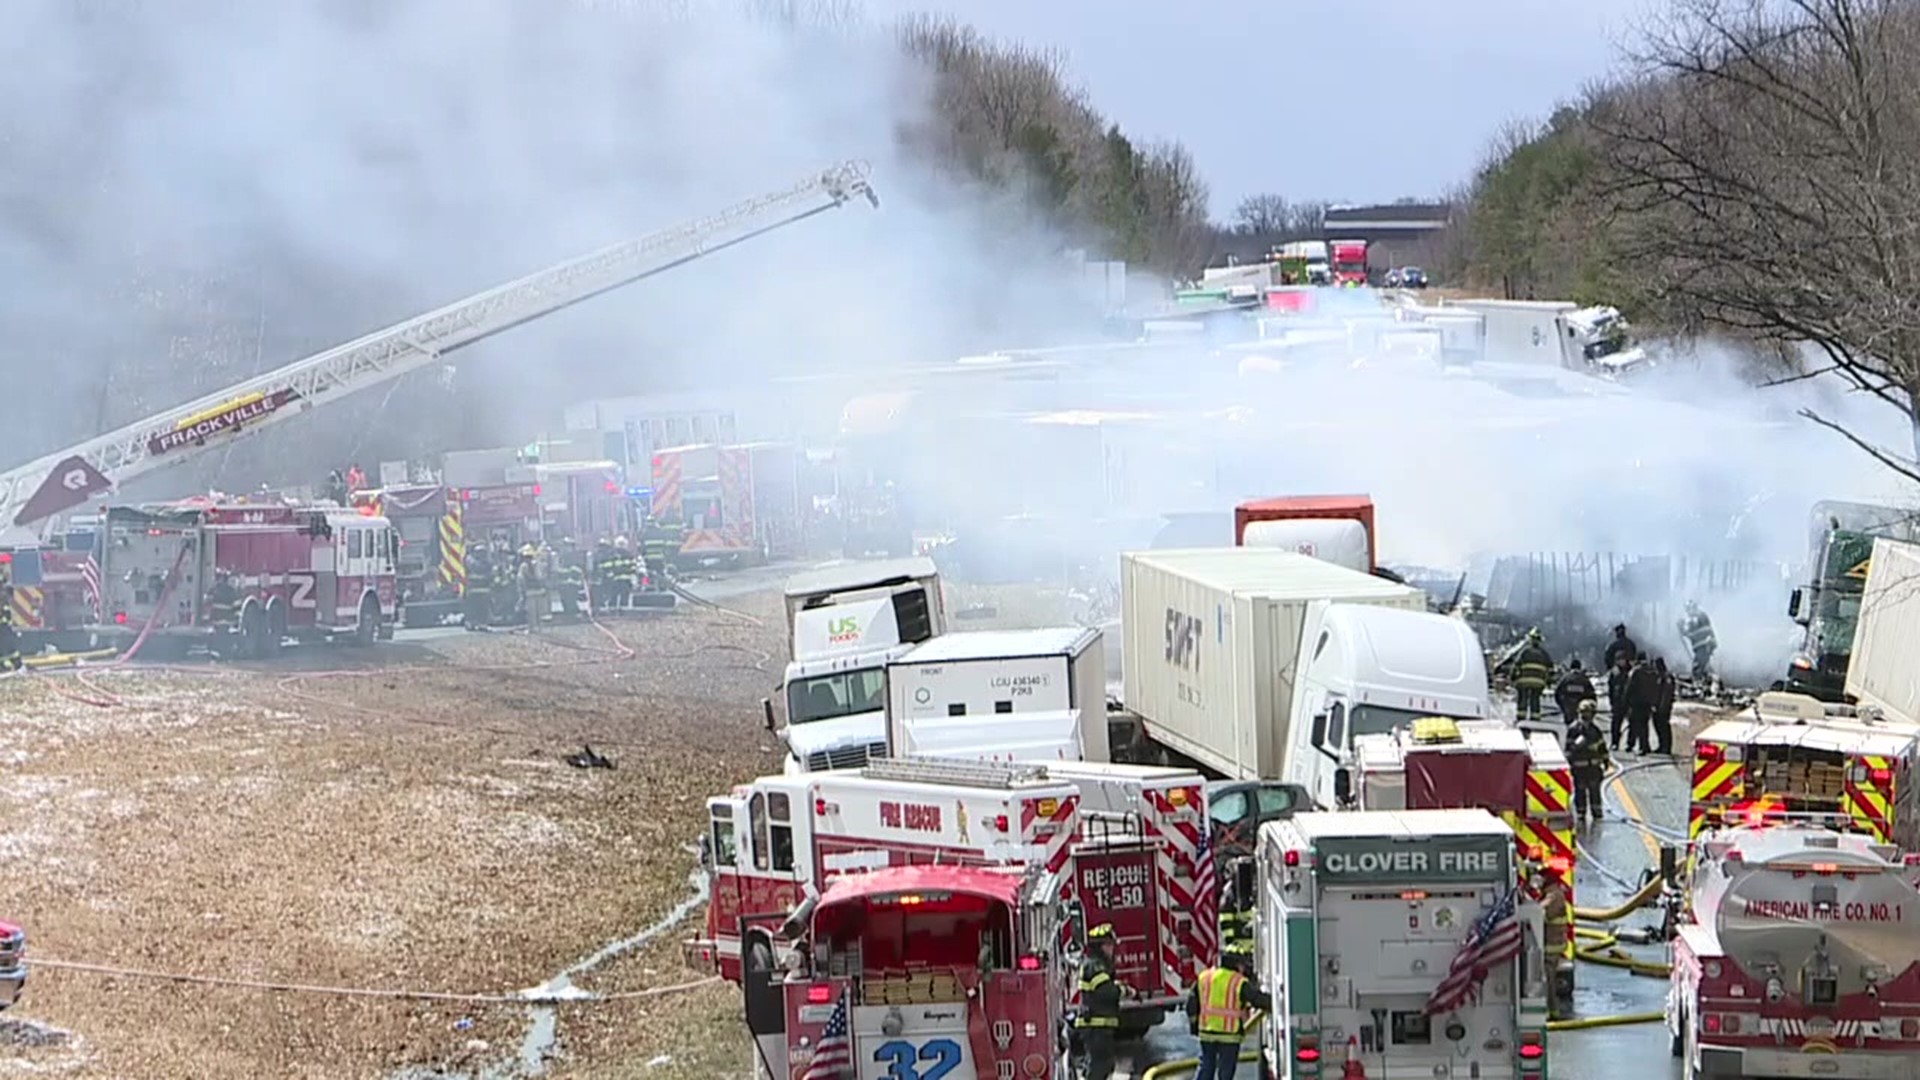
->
[23, 647, 119, 670]
[1571, 873, 1662, 923]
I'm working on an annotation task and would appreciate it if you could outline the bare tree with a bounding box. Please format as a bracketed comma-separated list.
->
[1596, 0, 1920, 481]
[1231, 193, 1292, 236]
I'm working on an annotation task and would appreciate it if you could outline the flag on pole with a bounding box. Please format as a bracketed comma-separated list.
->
[801, 988, 853, 1080]
[1425, 887, 1523, 1016]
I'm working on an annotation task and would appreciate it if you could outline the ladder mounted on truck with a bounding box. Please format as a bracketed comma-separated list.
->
[861, 757, 1054, 789]
[0, 161, 879, 544]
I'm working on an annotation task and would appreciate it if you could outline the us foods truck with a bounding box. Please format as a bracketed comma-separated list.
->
[1259, 809, 1553, 1080]
[884, 627, 1110, 764]
[1113, 549, 1491, 802]
[772, 558, 949, 773]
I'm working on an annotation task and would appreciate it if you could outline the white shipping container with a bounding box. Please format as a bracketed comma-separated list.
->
[886, 628, 1110, 761]
[1121, 548, 1426, 780]
[1847, 538, 1920, 724]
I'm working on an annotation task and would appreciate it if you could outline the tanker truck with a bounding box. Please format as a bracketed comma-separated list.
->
[1668, 821, 1920, 1079]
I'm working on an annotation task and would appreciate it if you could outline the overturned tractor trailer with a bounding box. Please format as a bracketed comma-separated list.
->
[1259, 809, 1553, 1080]
[1113, 548, 1491, 810]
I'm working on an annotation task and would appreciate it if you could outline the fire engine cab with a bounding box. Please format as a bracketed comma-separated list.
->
[754, 863, 1078, 1080]
[1668, 822, 1920, 1080]
[1690, 691, 1920, 846]
[98, 499, 399, 657]
[1350, 718, 1578, 1017]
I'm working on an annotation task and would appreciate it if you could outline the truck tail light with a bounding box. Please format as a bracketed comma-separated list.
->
[806, 984, 833, 1003]
[1284, 850, 1300, 867]
[1518, 1044, 1544, 1060]
[1294, 1048, 1319, 1064]
[1871, 767, 1894, 783]
[991, 815, 1009, 832]
[114, 612, 128, 624]
[1702, 1013, 1740, 1035]
[1017, 954, 1041, 971]
[815, 799, 828, 816]
[1698, 742, 1722, 760]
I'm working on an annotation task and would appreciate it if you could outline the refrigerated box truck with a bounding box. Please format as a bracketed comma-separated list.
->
[884, 627, 1110, 763]
[1116, 548, 1431, 782]
[1845, 537, 1920, 724]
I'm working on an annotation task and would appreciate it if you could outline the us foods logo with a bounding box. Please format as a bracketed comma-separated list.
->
[1165, 607, 1201, 672]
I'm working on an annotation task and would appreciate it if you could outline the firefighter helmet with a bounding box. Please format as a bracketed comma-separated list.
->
[615, 536, 632, 550]
[1578, 698, 1598, 717]
[1087, 923, 1115, 941]
[1527, 627, 1543, 643]
[520, 544, 537, 558]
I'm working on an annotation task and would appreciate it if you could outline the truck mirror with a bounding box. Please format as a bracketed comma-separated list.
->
[1333, 767, 1353, 806]
[1788, 588, 1807, 623]
[762, 698, 777, 733]
[697, 835, 712, 868]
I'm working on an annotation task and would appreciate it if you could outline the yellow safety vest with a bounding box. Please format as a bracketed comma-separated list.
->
[1197, 967, 1248, 1041]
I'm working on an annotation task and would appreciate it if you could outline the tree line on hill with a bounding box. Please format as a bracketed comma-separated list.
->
[1443, 0, 1920, 479]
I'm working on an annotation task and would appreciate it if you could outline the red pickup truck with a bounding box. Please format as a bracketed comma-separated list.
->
[1, 920, 23, 1009]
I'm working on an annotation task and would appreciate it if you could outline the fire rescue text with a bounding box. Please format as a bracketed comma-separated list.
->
[879, 801, 942, 832]
[1323, 848, 1502, 876]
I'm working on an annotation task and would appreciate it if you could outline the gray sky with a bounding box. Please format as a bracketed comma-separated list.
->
[887, 0, 1658, 216]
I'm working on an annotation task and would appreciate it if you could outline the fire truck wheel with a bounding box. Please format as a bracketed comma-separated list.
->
[745, 937, 775, 974]
[238, 605, 267, 661]
[351, 595, 379, 647]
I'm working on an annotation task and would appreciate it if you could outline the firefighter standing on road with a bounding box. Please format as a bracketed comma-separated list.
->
[1553, 658, 1597, 727]
[464, 542, 493, 631]
[1564, 699, 1610, 828]
[1510, 628, 1555, 727]
[518, 545, 549, 626]
[554, 538, 585, 619]
[490, 537, 517, 625]
[209, 571, 243, 633]
[1186, 948, 1271, 1080]
[590, 537, 617, 614]
[1075, 924, 1127, 1080]
[607, 537, 638, 610]
[1679, 600, 1717, 682]
[0, 556, 21, 673]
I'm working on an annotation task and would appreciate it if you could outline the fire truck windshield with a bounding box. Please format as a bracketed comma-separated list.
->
[819, 894, 1013, 975]
[787, 667, 886, 725]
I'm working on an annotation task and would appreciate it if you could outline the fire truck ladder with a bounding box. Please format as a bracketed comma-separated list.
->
[0, 162, 879, 542]
[861, 757, 1054, 789]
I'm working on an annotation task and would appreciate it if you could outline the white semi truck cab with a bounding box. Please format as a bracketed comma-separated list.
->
[772, 558, 948, 774]
[1258, 809, 1551, 1080]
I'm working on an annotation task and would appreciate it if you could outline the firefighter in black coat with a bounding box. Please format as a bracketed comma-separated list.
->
[1553, 658, 1597, 727]
[1509, 628, 1555, 726]
[464, 544, 493, 631]
[1075, 924, 1128, 1080]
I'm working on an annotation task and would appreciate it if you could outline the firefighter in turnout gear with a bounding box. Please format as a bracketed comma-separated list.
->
[517, 545, 549, 626]
[590, 537, 617, 613]
[1075, 923, 1126, 1080]
[1564, 699, 1610, 827]
[489, 537, 518, 625]
[208, 571, 243, 630]
[1186, 948, 1271, 1080]
[1510, 627, 1555, 727]
[1679, 600, 1717, 682]
[554, 538, 585, 619]
[464, 542, 494, 631]
[0, 557, 20, 672]
[606, 537, 637, 610]
[1217, 856, 1255, 961]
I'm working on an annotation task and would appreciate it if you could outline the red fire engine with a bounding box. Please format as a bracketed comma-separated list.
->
[1668, 821, 1920, 1079]
[98, 499, 398, 657]
[689, 758, 1082, 984]
[754, 864, 1078, 1080]
[649, 442, 800, 565]
[691, 758, 1218, 1033]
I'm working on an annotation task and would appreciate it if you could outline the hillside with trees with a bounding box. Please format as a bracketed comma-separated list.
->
[1447, 0, 1920, 478]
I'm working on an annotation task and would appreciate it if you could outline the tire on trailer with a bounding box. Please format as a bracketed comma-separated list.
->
[351, 594, 379, 647]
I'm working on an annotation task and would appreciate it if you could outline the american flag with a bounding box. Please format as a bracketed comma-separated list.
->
[1192, 827, 1218, 942]
[801, 988, 853, 1080]
[78, 555, 102, 621]
[1425, 887, 1523, 1016]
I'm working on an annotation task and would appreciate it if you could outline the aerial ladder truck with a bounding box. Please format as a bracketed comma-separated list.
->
[0, 162, 878, 648]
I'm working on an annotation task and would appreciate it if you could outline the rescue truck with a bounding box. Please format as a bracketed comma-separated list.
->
[98, 499, 398, 657]
[0, 919, 22, 1011]
[751, 862, 1078, 1080]
[1666, 822, 1920, 1080]
[648, 441, 801, 567]
[691, 758, 1217, 1033]
[0, 542, 100, 651]
[1349, 718, 1579, 1018]
[1258, 809, 1552, 1080]
[1689, 691, 1920, 846]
